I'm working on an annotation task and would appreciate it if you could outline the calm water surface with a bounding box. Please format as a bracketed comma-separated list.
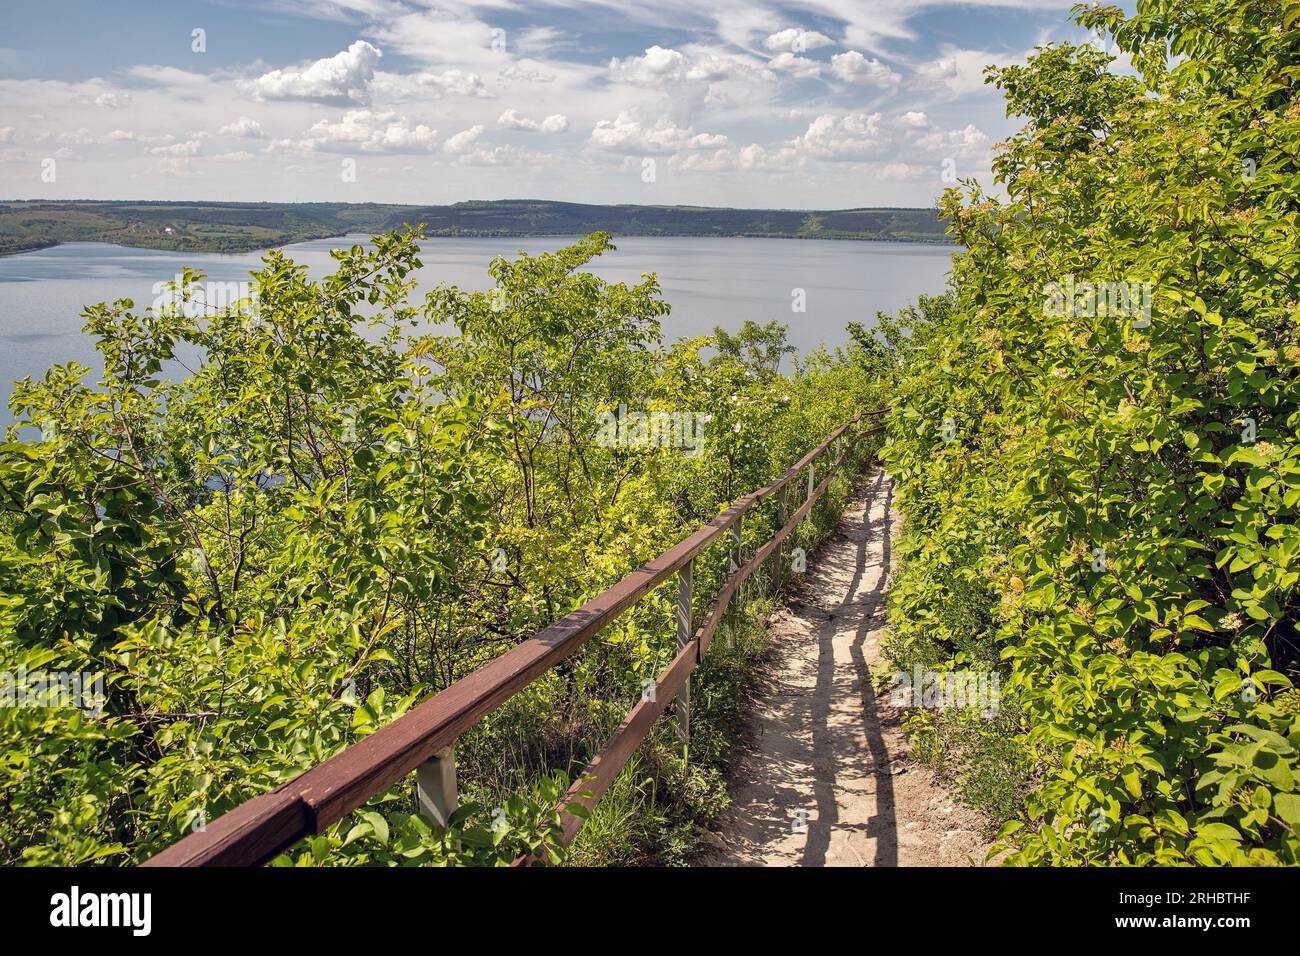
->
[0, 235, 954, 423]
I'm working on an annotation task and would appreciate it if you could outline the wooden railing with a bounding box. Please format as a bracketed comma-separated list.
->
[144, 410, 889, 866]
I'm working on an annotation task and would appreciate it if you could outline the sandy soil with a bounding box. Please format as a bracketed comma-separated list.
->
[698, 469, 993, 867]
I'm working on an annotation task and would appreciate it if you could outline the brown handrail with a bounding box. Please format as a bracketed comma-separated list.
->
[144, 411, 889, 866]
[545, 424, 881, 852]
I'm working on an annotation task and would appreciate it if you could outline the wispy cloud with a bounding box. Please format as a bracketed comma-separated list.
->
[0, 0, 1086, 205]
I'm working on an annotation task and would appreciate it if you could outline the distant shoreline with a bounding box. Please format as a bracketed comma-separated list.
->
[0, 198, 955, 259]
[0, 230, 955, 260]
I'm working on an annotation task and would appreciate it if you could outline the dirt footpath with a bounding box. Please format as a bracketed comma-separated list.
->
[699, 469, 992, 867]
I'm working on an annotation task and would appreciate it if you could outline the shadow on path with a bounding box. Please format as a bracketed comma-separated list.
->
[698, 468, 992, 867]
[800, 471, 895, 866]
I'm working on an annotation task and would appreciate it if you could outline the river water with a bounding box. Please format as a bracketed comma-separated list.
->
[0, 234, 955, 423]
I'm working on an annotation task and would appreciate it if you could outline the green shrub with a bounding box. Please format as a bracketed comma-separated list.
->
[0, 229, 887, 865]
[883, 0, 1300, 865]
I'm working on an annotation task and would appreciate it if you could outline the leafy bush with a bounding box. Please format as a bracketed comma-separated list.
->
[0, 228, 887, 865]
[883, 0, 1300, 865]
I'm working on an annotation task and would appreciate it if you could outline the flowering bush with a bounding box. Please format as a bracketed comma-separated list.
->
[883, 0, 1300, 864]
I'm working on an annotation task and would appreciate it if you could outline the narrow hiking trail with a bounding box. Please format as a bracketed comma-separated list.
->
[700, 469, 992, 867]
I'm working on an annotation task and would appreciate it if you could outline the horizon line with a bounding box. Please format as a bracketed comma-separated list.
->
[0, 197, 943, 214]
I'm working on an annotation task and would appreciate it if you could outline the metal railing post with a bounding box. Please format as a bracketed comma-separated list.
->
[728, 513, 743, 645]
[675, 558, 693, 742]
[771, 485, 786, 594]
[415, 744, 459, 829]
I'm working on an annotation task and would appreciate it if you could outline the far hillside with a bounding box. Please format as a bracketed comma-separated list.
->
[0, 199, 950, 257]
[385, 200, 951, 242]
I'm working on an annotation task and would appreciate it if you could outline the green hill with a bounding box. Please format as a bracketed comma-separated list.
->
[383, 199, 951, 242]
[0, 199, 950, 257]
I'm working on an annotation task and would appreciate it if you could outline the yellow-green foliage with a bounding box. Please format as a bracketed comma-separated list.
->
[884, 0, 1300, 865]
[0, 229, 886, 865]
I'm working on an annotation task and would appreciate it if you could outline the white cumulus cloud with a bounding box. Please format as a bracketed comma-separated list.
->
[293, 109, 437, 152]
[762, 29, 834, 53]
[499, 63, 556, 84]
[917, 46, 1027, 95]
[414, 69, 491, 98]
[768, 52, 821, 79]
[94, 92, 133, 108]
[830, 51, 899, 86]
[497, 108, 568, 133]
[916, 122, 989, 152]
[147, 139, 202, 157]
[590, 110, 727, 153]
[791, 112, 884, 160]
[443, 124, 485, 153]
[607, 45, 751, 88]
[247, 40, 381, 104]
[219, 116, 266, 138]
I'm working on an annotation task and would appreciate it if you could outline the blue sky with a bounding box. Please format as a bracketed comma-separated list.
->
[0, 0, 1118, 207]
